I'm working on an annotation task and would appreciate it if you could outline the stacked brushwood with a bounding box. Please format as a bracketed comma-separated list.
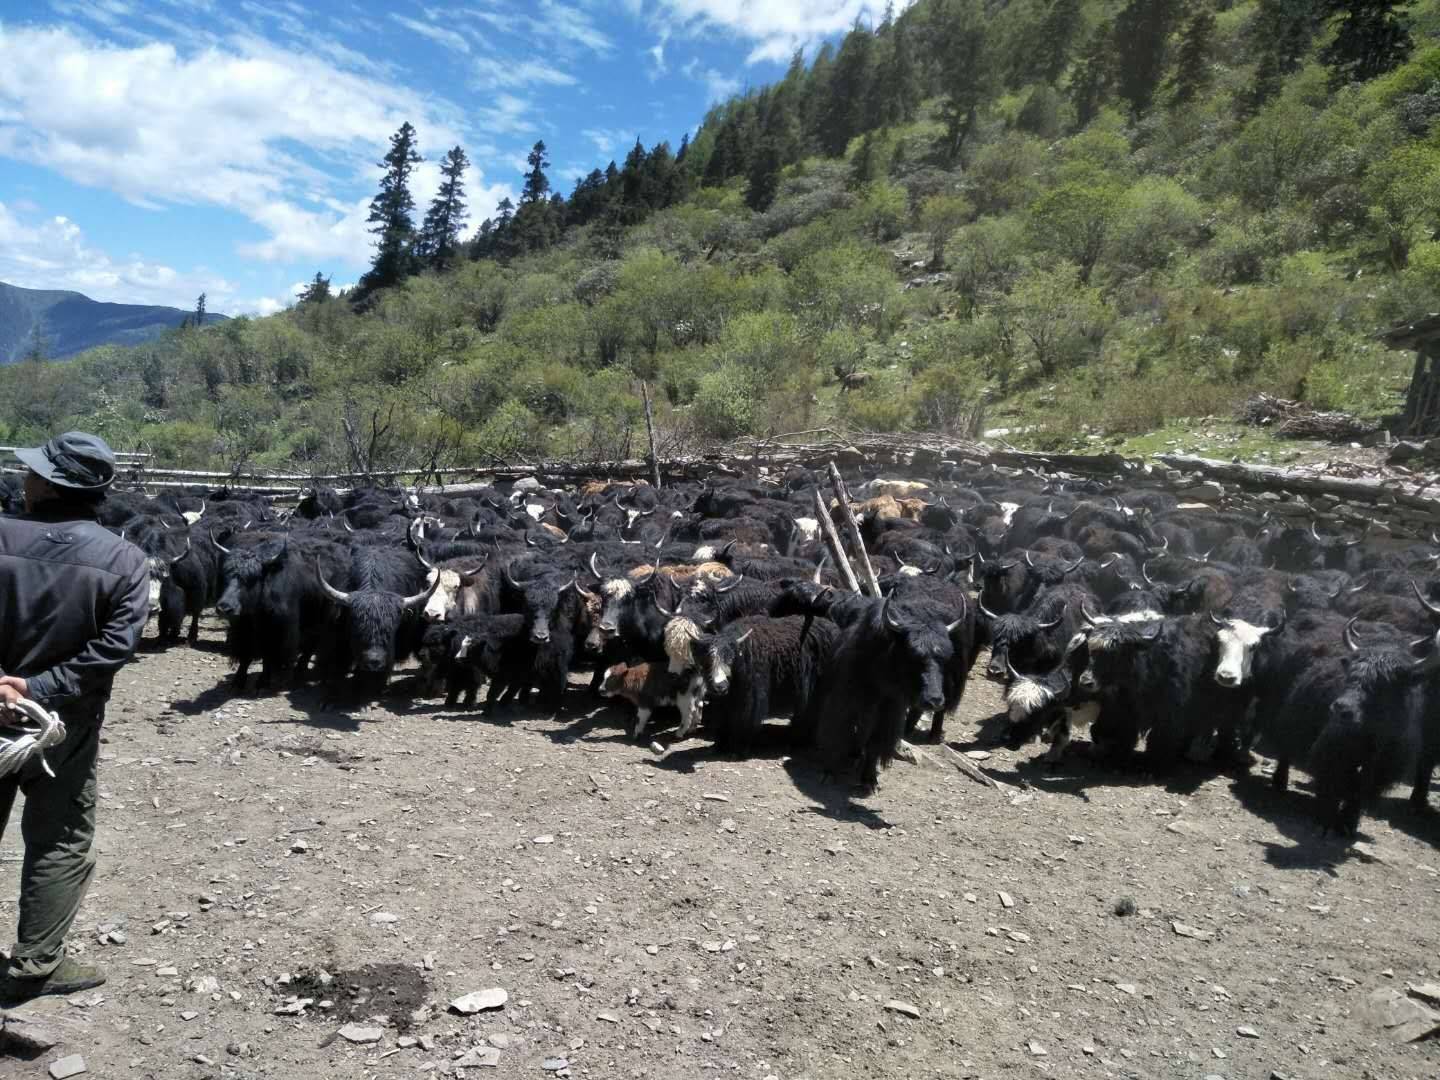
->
[1236, 393, 1375, 442]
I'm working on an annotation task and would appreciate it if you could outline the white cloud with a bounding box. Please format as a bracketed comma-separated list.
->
[682, 59, 742, 103]
[0, 26, 471, 268]
[450, 1, 612, 56]
[472, 56, 577, 90]
[0, 200, 236, 311]
[580, 128, 636, 157]
[645, 0, 903, 65]
[390, 14, 471, 54]
[646, 28, 669, 79]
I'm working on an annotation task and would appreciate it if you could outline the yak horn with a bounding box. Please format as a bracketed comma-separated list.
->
[1411, 579, 1440, 618]
[1343, 616, 1363, 653]
[1036, 607, 1066, 630]
[210, 531, 231, 555]
[317, 562, 352, 606]
[169, 538, 192, 564]
[402, 570, 441, 610]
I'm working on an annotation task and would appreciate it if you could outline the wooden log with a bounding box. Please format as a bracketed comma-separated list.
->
[827, 460, 882, 598]
[813, 487, 862, 594]
[1155, 454, 1440, 516]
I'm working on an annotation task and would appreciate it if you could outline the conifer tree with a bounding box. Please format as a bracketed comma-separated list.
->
[1069, 20, 1115, 127]
[744, 135, 783, 212]
[417, 145, 469, 270]
[1321, 0, 1413, 85]
[1113, 0, 1181, 118]
[1168, 4, 1217, 106]
[359, 121, 423, 294]
[1247, 0, 1321, 107]
[298, 273, 332, 304]
[819, 23, 874, 157]
[932, 0, 993, 162]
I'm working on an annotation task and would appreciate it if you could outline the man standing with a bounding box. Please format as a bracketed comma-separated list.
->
[0, 432, 149, 1004]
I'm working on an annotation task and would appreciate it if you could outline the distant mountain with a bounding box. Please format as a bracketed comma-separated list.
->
[0, 281, 227, 362]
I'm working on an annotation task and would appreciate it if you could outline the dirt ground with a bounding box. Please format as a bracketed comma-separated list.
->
[3, 619, 1440, 1080]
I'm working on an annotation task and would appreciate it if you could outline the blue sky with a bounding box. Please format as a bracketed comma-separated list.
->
[0, 1, 896, 316]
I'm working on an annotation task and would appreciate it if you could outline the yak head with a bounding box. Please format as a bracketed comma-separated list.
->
[693, 626, 755, 696]
[214, 537, 285, 618]
[1211, 608, 1285, 688]
[980, 600, 1067, 682]
[503, 561, 576, 646]
[880, 598, 962, 715]
[319, 564, 439, 673]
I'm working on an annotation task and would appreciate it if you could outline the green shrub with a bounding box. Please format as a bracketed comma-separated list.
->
[693, 364, 757, 439]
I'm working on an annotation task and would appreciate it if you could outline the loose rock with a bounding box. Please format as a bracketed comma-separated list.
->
[338, 1024, 383, 1044]
[449, 988, 508, 1015]
[885, 1000, 921, 1019]
[49, 1056, 87, 1080]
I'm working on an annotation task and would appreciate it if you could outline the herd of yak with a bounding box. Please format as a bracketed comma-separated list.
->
[3, 463, 1438, 837]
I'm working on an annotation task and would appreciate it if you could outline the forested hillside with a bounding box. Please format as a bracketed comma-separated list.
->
[7, 0, 1438, 473]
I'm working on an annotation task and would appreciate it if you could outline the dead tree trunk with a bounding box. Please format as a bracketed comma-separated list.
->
[813, 487, 861, 594]
[640, 380, 662, 490]
[827, 460, 882, 598]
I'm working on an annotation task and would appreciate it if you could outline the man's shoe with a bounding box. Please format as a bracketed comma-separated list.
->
[0, 957, 106, 1005]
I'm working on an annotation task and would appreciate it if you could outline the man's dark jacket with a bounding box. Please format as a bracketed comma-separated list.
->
[0, 503, 149, 715]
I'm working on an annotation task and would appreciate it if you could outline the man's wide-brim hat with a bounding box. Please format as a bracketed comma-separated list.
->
[15, 431, 117, 492]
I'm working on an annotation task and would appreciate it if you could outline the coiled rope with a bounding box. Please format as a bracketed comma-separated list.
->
[0, 699, 67, 780]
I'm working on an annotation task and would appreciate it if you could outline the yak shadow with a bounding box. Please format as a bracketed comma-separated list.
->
[783, 756, 895, 830]
[1230, 766, 1440, 869]
[1227, 772, 1355, 874]
[645, 722, 798, 776]
[170, 680, 241, 717]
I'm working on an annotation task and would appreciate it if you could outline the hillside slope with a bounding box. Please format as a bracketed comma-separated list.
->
[0, 281, 226, 363]
[0, 0, 1436, 469]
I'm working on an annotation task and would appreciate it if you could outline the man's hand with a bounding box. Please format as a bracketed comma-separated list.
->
[0, 676, 30, 708]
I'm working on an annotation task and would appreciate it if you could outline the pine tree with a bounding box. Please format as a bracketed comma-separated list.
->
[818, 22, 875, 157]
[849, 131, 880, 189]
[1168, 4, 1217, 106]
[1069, 20, 1116, 128]
[1321, 0, 1413, 85]
[872, 14, 921, 127]
[744, 136, 783, 212]
[1247, 0, 1322, 107]
[1113, 0, 1182, 118]
[359, 121, 423, 294]
[521, 140, 552, 204]
[298, 273, 332, 304]
[1036, 0, 1084, 84]
[800, 43, 835, 151]
[193, 292, 207, 328]
[417, 145, 469, 270]
[932, 0, 993, 163]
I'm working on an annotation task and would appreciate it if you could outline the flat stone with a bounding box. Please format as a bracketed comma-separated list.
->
[454, 1046, 502, 1068]
[338, 1024, 383, 1044]
[369, 912, 399, 924]
[49, 1055, 87, 1079]
[1236, 1025, 1261, 1039]
[1173, 920, 1215, 941]
[542, 1057, 570, 1071]
[1410, 983, 1440, 1005]
[1028, 1041, 1047, 1056]
[884, 1000, 921, 1019]
[997, 891, 1015, 909]
[449, 988, 508, 1015]
[0, 1017, 62, 1053]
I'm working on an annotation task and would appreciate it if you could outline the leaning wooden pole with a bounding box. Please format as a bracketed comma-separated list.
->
[813, 487, 862, 594]
[640, 379, 663, 490]
[827, 460, 882, 598]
